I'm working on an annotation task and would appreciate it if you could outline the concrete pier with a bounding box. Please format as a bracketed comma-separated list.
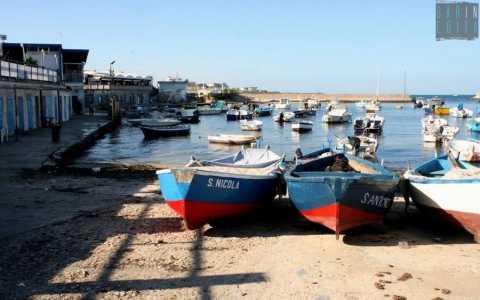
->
[241, 92, 411, 103]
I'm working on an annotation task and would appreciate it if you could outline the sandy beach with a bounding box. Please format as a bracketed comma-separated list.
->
[1, 172, 479, 300]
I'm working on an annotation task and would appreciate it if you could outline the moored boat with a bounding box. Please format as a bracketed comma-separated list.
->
[450, 104, 473, 118]
[336, 135, 378, 160]
[140, 118, 182, 127]
[353, 114, 384, 135]
[273, 111, 295, 123]
[275, 98, 291, 109]
[140, 124, 190, 138]
[208, 134, 257, 145]
[180, 108, 200, 123]
[226, 109, 253, 121]
[240, 119, 263, 131]
[156, 154, 282, 229]
[292, 120, 313, 132]
[286, 149, 399, 235]
[404, 155, 480, 242]
[322, 107, 352, 123]
[255, 105, 274, 117]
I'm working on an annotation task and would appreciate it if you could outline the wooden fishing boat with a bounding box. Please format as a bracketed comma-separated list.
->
[336, 136, 378, 160]
[353, 114, 384, 135]
[404, 155, 480, 242]
[286, 149, 398, 236]
[140, 124, 190, 138]
[449, 140, 480, 162]
[292, 120, 313, 132]
[156, 157, 282, 229]
[208, 134, 257, 145]
[240, 119, 263, 131]
[140, 118, 182, 127]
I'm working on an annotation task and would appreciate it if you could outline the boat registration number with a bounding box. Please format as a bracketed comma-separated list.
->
[207, 178, 240, 190]
[361, 193, 391, 208]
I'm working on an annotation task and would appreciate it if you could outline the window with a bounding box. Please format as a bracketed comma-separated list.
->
[447, 20, 452, 33]
[456, 5, 460, 18]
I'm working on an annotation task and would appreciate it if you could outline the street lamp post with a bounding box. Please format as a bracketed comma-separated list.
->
[109, 60, 116, 76]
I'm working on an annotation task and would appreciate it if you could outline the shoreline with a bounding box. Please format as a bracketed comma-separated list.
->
[241, 92, 412, 103]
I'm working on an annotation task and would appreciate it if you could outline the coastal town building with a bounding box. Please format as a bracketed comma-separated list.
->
[158, 77, 188, 101]
[0, 40, 88, 139]
[474, 91, 480, 100]
[186, 82, 229, 98]
[84, 70, 153, 110]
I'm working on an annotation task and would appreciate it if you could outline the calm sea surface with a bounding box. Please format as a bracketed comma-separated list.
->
[79, 95, 480, 170]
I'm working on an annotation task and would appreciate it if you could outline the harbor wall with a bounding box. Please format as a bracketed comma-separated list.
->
[241, 92, 411, 103]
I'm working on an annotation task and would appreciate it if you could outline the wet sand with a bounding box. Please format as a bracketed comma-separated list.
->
[1, 174, 479, 300]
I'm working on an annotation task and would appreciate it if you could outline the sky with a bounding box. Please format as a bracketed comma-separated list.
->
[1, 0, 479, 94]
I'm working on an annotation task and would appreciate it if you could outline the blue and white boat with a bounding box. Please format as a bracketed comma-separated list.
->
[286, 149, 399, 235]
[157, 148, 282, 229]
[226, 109, 253, 121]
[404, 154, 480, 242]
[255, 105, 274, 117]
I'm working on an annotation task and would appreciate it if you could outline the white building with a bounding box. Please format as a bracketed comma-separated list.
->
[158, 77, 188, 102]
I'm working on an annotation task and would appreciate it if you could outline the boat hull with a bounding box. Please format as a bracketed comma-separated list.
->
[287, 176, 397, 234]
[434, 107, 450, 115]
[140, 126, 190, 138]
[408, 180, 480, 241]
[157, 169, 279, 229]
[226, 113, 253, 121]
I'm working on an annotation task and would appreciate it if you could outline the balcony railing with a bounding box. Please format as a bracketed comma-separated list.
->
[0, 59, 58, 83]
[64, 71, 84, 83]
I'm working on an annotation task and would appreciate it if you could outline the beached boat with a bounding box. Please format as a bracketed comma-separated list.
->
[180, 109, 200, 123]
[226, 109, 253, 121]
[273, 111, 295, 123]
[449, 140, 480, 162]
[467, 118, 480, 132]
[140, 124, 190, 138]
[286, 149, 399, 235]
[240, 119, 263, 131]
[353, 114, 384, 135]
[187, 146, 282, 168]
[275, 98, 291, 109]
[208, 134, 257, 145]
[292, 120, 313, 132]
[156, 154, 282, 229]
[322, 107, 352, 123]
[255, 105, 274, 117]
[404, 155, 480, 242]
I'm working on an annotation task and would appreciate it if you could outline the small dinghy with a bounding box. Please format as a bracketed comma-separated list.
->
[422, 116, 458, 143]
[449, 140, 480, 162]
[273, 111, 295, 123]
[286, 149, 399, 235]
[156, 154, 283, 229]
[208, 134, 257, 145]
[187, 146, 282, 168]
[292, 120, 313, 132]
[140, 124, 190, 138]
[240, 119, 263, 131]
[404, 155, 480, 242]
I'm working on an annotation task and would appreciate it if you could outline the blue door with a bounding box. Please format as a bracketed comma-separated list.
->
[17, 97, 24, 130]
[7, 96, 15, 135]
[27, 96, 34, 129]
